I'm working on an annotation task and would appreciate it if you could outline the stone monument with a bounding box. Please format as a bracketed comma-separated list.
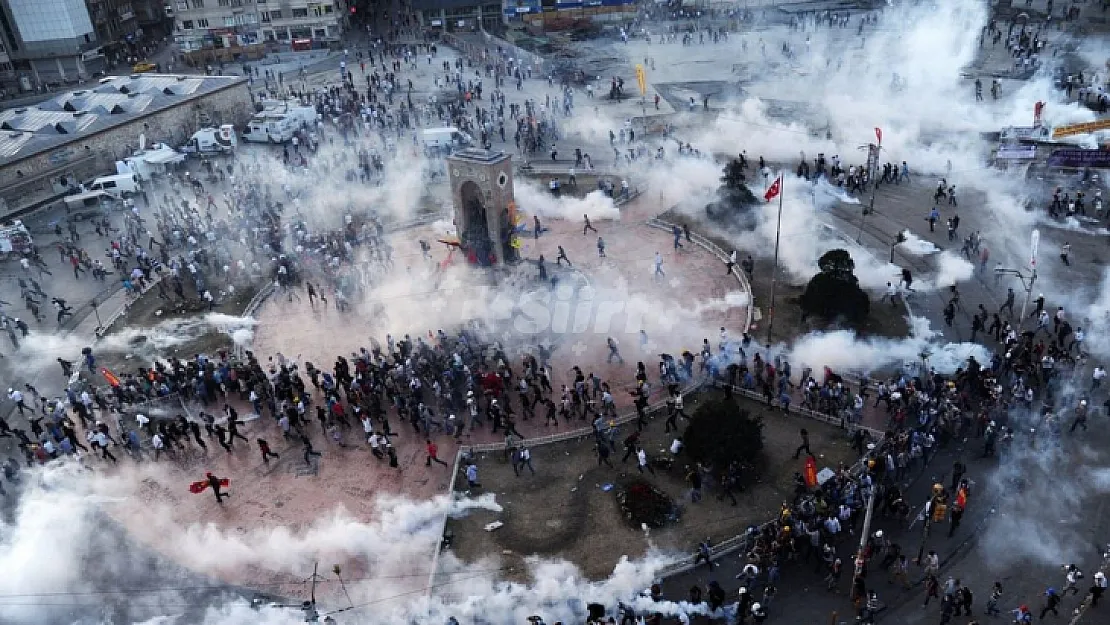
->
[445, 148, 517, 266]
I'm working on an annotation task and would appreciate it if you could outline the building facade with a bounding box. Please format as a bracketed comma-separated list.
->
[171, 0, 263, 52]
[171, 0, 345, 51]
[87, 0, 139, 49]
[0, 0, 106, 88]
[413, 0, 501, 31]
[259, 0, 347, 44]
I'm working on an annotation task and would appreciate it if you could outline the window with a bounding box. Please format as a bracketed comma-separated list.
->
[291, 7, 308, 17]
[196, 17, 209, 27]
[190, 0, 204, 7]
[181, 19, 194, 28]
[224, 16, 234, 26]
[312, 4, 322, 17]
[176, 0, 188, 9]
[218, 0, 229, 5]
[269, 9, 281, 18]
[260, 11, 270, 21]
[323, 4, 332, 13]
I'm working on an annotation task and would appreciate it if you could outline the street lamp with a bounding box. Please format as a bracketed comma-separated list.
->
[90, 297, 103, 332]
[993, 229, 1040, 328]
[891, 230, 907, 263]
[855, 140, 882, 243]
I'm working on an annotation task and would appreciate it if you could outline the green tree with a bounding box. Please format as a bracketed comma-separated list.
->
[707, 159, 759, 225]
[721, 158, 747, 191]
[682, 399, 764, 481]
[800, 249, 871, 323]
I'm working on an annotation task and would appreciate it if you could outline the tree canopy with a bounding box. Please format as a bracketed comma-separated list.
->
[800, 249, 871, 323]
[682, 399, 764, 480]
[706, 159, 759, 226]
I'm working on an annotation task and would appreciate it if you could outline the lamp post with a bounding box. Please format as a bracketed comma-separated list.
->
[993, 229, 1040, 329]
[891, 230, 907, 264]
[90, 297, 103, 333]
[856, 135, 882, 244]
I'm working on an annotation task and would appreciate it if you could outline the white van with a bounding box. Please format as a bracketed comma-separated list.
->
[242, 113, 297, 143]
[87, 173, 142, 199]
[64, 189, 116, 218]
[421, 127, 473, 154]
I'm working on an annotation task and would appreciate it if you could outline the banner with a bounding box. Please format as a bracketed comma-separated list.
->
[995, 145, 1037, 160]
[1051, 119, 1110, 139]
[1047, 148, 1110, 168]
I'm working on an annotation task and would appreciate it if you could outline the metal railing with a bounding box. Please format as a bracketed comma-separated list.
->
[93, 273, 166, 339]
[425, 378, 707, 598]
[646, 217, 755, 333]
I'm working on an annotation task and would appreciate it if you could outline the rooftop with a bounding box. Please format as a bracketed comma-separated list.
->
[447, 148, 511, 164]
[0, 74, 247, 168]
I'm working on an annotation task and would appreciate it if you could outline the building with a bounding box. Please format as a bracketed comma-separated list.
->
[87, 0, 139, 50]
[0, 73, 253, 217]
[412, 0, 503, 31]
[133, 0, 173, 38]
[0, 0, 105, 88]
[171, 0, 347, 52]
[171, 0, 263, 52]
[260, 0, 348, 45]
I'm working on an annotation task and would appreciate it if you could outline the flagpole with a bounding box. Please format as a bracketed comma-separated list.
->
[766, 174, 784, 344]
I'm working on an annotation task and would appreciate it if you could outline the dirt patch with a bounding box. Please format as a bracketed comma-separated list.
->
[657, 209, 910, 342]
[444, 389, 856, 582]
[112, 282, 259, 330]
[95, 283, 259, 374]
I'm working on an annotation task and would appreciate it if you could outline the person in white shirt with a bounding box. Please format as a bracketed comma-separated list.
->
[7, 388, 25, 415]
[636, 447, 655, 475]
[1092, 366, 1106, 390]
[151, 433, 165, 461]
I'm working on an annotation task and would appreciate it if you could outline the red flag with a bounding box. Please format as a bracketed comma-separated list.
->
[189, 478, 229, 494]
[763, 176, 782, 202]
[875, 127, 883, 144]
[100, 367, 121, 387]
[803, 455, 818, 488]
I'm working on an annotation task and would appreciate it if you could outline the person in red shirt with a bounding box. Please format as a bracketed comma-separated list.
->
[425, 439, 449, 467]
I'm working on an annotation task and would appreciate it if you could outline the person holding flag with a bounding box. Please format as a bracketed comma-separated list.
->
[189, 472, 231, 504]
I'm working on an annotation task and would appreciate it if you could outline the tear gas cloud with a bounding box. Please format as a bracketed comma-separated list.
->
[515, 182, 620, 221]
[0, 463, 696, 625]
[16, 313, 259, 374]
[786, 314, 989, 377]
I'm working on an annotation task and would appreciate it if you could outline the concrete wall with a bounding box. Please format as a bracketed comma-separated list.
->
[0, 82, 254, 212]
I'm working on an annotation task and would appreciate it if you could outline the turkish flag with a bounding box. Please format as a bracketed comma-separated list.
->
[189, 478, 229, 494]
[875, 127, 883, 144]
[764, 176, 782, 202]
